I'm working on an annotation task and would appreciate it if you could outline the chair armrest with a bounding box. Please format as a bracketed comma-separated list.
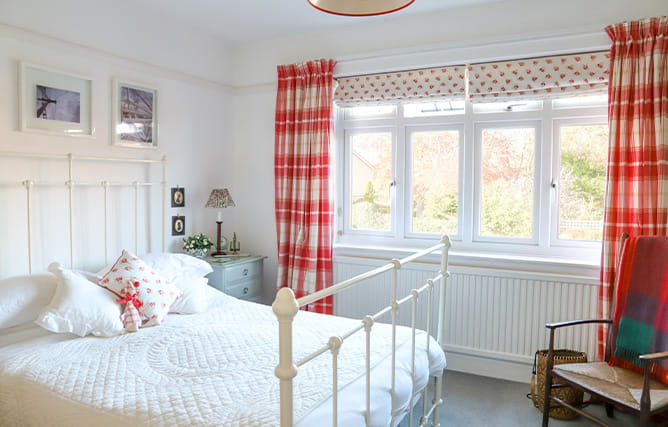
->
[638, 351, 668, 412]
[640, 351, 668, 362]
[546, 319, 612, 330]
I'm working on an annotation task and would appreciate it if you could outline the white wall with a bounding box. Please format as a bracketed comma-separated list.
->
[0, 21, 236, 275]
[231, 0, 667, 301]
[0, 0, 232, 85]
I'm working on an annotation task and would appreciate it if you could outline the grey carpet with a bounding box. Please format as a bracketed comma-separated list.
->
[400, 370, 640, 426]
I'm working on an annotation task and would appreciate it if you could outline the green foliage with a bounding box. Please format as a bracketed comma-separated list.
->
[183, 233, 213, 250]
[425, 191, 458, 218]
[352, 202, 390, 231]
[481, 181, 532, 237]
[561, 152, 606, 204]
[411, 190, 458, 234]
[362, 181, 377, 204]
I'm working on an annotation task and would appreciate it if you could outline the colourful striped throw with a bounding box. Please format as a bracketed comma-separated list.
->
[609, 236, 668, 384]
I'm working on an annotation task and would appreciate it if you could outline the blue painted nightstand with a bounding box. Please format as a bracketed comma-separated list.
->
[204, 255, 264, 302]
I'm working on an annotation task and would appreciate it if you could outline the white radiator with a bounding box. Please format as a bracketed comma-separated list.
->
[333, 257, 599, 383]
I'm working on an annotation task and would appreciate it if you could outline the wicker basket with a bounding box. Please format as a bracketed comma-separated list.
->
[531, 349, 587, 420]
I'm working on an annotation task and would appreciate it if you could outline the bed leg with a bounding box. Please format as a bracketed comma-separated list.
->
[432, 374, 443, 427]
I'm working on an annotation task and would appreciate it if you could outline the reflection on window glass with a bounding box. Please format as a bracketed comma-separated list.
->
[344, 105, 396, 120]
[411, 130, 459, 235]
[404, 101, 465, 117]
[558, 124, 608, 241]
[480, 127, 535, 238]
[350, 132, 392, 231]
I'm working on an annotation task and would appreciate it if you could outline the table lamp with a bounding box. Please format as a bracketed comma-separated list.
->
[205, 188, 235, 256]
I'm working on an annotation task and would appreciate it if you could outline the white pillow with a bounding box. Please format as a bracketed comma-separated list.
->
[140, 252, 213, 278]
[169, 275, 210, 314]
[140, 253, 212, 314]
[0, 274, 56, 329]
[36, 263, 124, 337]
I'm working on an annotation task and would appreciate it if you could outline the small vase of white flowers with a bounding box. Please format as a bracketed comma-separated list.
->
[183, 233, 213, 258]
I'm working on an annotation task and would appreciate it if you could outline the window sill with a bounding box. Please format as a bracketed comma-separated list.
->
[333, 243, 601, 279]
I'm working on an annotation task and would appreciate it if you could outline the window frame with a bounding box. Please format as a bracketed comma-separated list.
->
[473, 120, 542, 245]
[334, 97, 608, 262]
[343, 126, 397, 237]
[404, 124, 465, 242]
[551, 115, 610, 248]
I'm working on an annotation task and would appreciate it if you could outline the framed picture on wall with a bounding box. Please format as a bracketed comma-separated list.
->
[171, 187, 185, 207]
[19, 62, 94, 137]
[112, 79, 158, 148]
[171, 215, 185, 236]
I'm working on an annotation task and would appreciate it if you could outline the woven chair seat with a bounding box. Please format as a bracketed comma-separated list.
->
[554, 362, 668, 411]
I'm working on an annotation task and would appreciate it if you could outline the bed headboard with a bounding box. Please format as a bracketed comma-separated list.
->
[0, 151, 167, 277]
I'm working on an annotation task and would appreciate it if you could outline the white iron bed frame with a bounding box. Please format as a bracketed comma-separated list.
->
[273, 236, 451, 427]
[0, 150, 451, 426]
[0, 151, 168, 272]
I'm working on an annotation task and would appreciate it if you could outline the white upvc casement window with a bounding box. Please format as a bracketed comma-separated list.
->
[334, 54, 610, 262]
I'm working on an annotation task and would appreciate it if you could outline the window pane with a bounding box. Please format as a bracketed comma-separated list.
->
[473, 100, 542, 113]
[350, 132, 392, 231]
[343, 105, 396, 120]
[410, 130, 459, 234]
[403, 100, 465, 117]
[552, 94, 607, 109]
[558, 124, 608, 240]
[480, 127, 535, 238]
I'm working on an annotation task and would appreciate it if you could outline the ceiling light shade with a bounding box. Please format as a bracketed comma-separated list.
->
[308, 0, 414, 16]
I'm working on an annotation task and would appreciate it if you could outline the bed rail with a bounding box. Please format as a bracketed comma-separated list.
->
[0, 151, 167, 274]
[273, 235, 451, 426]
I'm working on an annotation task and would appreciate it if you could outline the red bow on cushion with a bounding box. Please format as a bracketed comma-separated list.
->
[116, 281, 144, 310]
[116, 281, 144, 332]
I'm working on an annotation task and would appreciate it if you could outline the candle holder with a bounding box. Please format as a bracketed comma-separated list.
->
[230, 232, 240, 254]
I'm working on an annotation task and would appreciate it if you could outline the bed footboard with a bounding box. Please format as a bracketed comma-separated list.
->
[273, 235, 451, 426]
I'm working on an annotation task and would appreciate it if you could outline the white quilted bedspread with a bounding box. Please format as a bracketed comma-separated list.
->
[0, 291, 445, 426]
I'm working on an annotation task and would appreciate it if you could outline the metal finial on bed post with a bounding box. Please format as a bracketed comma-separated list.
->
[273, 287, 299, 427]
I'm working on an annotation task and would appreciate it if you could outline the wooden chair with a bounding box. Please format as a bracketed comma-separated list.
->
[542, 234, 668, 426]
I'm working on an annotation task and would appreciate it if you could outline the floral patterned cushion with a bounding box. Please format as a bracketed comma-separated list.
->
[99, 250, 181, 327]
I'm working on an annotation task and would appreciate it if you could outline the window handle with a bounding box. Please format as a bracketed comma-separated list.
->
[551, 179, 557, 189]
[389, 179, 396, 199]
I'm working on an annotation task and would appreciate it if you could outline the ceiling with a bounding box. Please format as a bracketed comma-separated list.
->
[131, 0, 504, 43]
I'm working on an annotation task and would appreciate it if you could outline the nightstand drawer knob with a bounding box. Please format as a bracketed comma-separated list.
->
[243, 268, 248, 276]
[243, 287, 249, 294]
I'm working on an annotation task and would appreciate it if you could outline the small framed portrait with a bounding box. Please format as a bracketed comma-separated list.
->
[112, 79, 158, 148]
[19, 62, 94, 137]
[171, 187, 185, 208]
[171, 216, 185, 236]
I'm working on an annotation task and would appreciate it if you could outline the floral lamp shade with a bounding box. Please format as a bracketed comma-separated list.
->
[205, 188, 235, 209]
[206, 188, 234, 256]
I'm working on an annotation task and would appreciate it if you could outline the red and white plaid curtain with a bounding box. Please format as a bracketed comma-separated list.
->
[274, 59, 337, 314]
[598, 16, 668, 357]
